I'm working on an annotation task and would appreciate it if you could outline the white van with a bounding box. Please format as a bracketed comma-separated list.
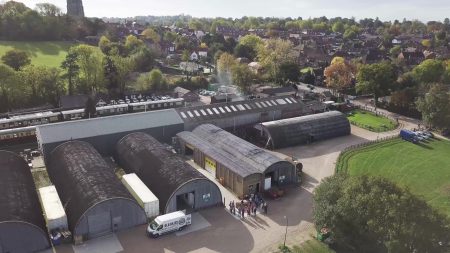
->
[147, 210, 192, 238]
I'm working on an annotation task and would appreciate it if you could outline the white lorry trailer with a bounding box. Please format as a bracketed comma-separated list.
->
[121, 173, 159, 219]
[146, 211, 192, 238]
[38, 185, 68, 232]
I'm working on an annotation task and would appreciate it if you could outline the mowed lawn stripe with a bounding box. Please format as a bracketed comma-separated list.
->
[345, 138, 450, 216]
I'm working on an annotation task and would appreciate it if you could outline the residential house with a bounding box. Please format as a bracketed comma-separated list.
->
[398, 48, 425, 65]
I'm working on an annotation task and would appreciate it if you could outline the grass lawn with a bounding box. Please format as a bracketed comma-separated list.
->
[339, 137, 450, 217]
[290, 240, 334, 253]
[347, 109, 397, 132]
[0, 41, 74, 68]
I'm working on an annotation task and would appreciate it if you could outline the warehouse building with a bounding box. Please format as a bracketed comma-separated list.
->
[256, 111, 351, 149]
[176, 95, 325, 131]
[0, 151, 50, 253]
[47, 141, 147, 242]
[177, 124, 297, 198]
[37, 109, 184, 159]
[116, 132, 222, 214]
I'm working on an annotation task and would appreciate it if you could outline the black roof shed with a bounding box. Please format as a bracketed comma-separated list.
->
[47, 141, 146, 240]
[116, 132, 222, 214]
[0, 151, 50, 253]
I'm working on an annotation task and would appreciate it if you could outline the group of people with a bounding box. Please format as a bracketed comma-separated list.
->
[228, 193, 268, 219]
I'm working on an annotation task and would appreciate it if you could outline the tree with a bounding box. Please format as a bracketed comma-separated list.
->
[141, 28, 161, 43]
[356, 62, 397, 109]
[70, 45, 105, 94]
[389, 45, 401, 57]
[416, 83, 450, 128]
[98, 35, 111, 54]
[130, 47, 156, 72]
[125, 35, 144, 53]
[412, 59, 445, 84]
[257, 38, 296, 83]
[314, 174, 450, 253]
[234, 43, 256, 60]
[277, 62, 300, 85]
[84, 95, 96, 119]
[135, 69, 167, 92]
[324, 58, 356, 96]
[332, 21, 345, 33]
[0, 64, 20, 111]
[232, 63, 253, 93]
[35, 3, 61, 16]
[421, 39, 432, 48]
[1, 49, 31, 70]
[61, 50, 80, 95]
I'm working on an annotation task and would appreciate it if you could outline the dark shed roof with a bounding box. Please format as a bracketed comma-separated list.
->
[116, 132, 209, 213]
[0, 151, 47, 233]
[47, 141, 135, 232]
[261, 111, 351, 149]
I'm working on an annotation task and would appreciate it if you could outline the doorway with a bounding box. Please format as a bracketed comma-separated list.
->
[176, 192, 195, 212]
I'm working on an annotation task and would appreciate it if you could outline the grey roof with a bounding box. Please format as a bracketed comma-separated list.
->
[176, 95, 303, 123]
[0, 151, 48, 236]
[47, 141, 138, 232]
[177, 131, 258, 177]
[261, 111, 351, 149]
[178, 124, 287, 177]
[37, 109, 183, 144]
[116, 132, 217, 213]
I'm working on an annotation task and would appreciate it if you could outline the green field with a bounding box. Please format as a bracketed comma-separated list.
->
[290, 240, 334, 253]
[347, 109, 397, 132]
[338, 138, 450, 216]
[0, 41, 74, 68]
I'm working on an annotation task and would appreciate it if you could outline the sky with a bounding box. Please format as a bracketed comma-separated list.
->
[19, 0, 450, 22]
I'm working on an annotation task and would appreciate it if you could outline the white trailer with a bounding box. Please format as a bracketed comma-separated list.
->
[146, 210, 192, 238]
[38, 185, 68, 232]
[121, 173, 159, 219]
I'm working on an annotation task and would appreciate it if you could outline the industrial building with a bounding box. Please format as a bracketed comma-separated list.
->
[47, 141, 147, 242]
[37, 109, 184, 159]
[116, 132, 222, 214]
[0, 151, 50, 253]
[176, 95, 325, 131]
[256, 111, 351, 149]
[177, 124, 297, 198]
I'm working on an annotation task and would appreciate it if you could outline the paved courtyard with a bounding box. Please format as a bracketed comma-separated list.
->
[52, 124, 401, 253]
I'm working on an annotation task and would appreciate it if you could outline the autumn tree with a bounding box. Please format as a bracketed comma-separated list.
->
[217, 52, 237, 85]
[324, 57, 356, 97]
[257, 38, 296, 83]
[232, 63, 253, 93]
[1, 49, 31, 70]
[142, 28, 161, 43]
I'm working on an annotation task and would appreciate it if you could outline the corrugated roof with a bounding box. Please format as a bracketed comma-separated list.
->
[177, 131, 259, 177]
[116, 132, 214, 213]
[0, 151, 47, 234]
[192, 124, 286, 173]
[37, 109, 183, 144]
[176, 95, 303, 122]
[261, 111, 351, 149]
[47, 141, 137, 232]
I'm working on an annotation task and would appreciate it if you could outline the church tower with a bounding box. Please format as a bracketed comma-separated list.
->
[67, 0, 85, 17]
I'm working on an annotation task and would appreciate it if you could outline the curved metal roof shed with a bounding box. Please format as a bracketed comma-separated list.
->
[116, 132, 222, 214]
[0, 151, 50, 253]
[47, 141, 146, 241]
[260, 111, 351, 149]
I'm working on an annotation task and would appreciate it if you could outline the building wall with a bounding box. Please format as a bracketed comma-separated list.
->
[164, 179, 222, 213]
[41, 124, 184, 159]
[0, 222, 49, 253]
[74, 198, 146, 240]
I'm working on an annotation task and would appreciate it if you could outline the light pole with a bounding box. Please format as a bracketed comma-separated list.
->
[283, 216, 288, 248]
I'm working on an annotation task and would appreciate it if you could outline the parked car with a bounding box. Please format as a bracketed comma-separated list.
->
[400, 129, 418, 143]
[147, 211, 191, 238]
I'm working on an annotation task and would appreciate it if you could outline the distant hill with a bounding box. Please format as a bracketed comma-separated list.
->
[0, 41, 75, 68]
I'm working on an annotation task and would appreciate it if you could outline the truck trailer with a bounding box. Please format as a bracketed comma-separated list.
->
[121, 173, 159, 219]
[38, 185, 68, 232]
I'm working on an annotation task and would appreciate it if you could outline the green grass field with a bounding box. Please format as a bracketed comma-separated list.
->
[338, 138, 450, 217]
[0, 41, 74, 68]
[347, 109, 397, 132]
[290, 240, 334, 253]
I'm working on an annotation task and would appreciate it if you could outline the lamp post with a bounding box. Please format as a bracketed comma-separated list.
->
[283, 216, 288, 248]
